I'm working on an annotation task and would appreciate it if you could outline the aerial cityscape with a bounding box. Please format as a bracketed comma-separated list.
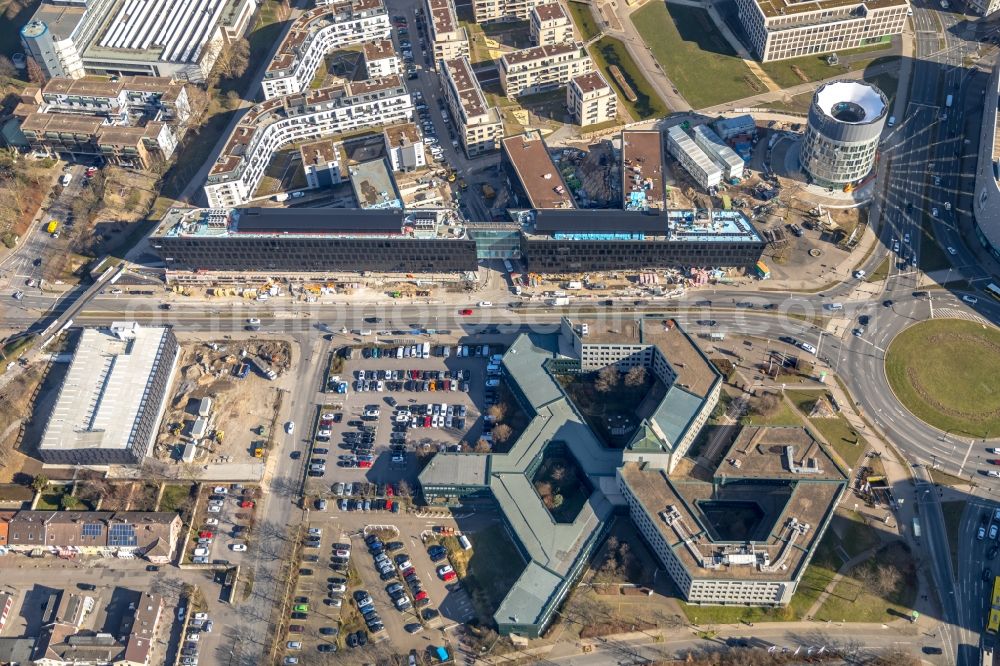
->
[0, 0, 997, 663]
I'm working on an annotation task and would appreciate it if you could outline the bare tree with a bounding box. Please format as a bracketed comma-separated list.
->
[753, 392, 781, 417]
[396, 480, 412, 497]
[595, 365, 620, 393]
[624, 366, 647, 387]
[0, 56, 15, 79]
[26, 57, 45, 85]
[487, 403, 507, 421]
[492, 423, 512, 444]
[872, 563, 901, 597]
[474, 438, 491, 453]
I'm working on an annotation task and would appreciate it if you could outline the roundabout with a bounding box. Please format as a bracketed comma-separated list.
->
[885, 318, 1000, 438]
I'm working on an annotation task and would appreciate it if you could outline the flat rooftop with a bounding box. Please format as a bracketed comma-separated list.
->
[503, 132, 576, 210]
[622, 130, 665, 210]
[266, 0, 387, 75]
[23, 3, 85, 40]
[364, 39, 395, 61]
[722, 426, 845, 482]
[640, 320, 719, 398]
[90, 0, 230, 64]
[571, 71, 611, 94]
[349, 158, 402, 209]
[444, 57, 489, 120]
[533, 2, 569, 22]
[299, 138, 340, 168]
[40, 324, 174, 454]
[666, 209, 764, 243]
[384, 122, 420, 147]
[427, 0, 461, 36]
[503, 42, 584, 67]
[753, 0, 907, 19]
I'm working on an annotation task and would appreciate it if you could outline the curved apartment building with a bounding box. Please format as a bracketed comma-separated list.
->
[203, 77, 413, 208]
[261, 0, 390, 100]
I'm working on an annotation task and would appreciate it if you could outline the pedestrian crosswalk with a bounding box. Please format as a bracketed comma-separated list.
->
[933, 308, 991, 325]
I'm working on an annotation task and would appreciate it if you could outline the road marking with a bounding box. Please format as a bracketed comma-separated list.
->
[959, 437, 977, 477]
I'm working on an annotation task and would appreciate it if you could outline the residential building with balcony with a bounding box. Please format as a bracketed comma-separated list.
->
[474, 0, 549, 23]
[441, 57, 503, 157]
[566, 71, 617, 126]
[203, 76, 413, 208]
[364, 39, 400, 78]
[425, 0, 470, 64]
[500, 42, 593, 97]
[384, 122, 426, 172]
[530, 2, 574, 45]
[261, 0, 390, 99]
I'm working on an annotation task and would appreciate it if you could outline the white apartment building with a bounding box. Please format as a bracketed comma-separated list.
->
[261, 0, 391, 99]
[530, 3, 574, 46]
[364, 39, 400, 77]
[425, 0, 469, 64]
[566, 71, 617, 126]
[500, 42, 593, 97]
[299, 138, 343, 189]
[474, 0, 549, 22]
[692, 124, 744, 181]
[735, 0, 908, 62]
[384, 123, 426, 172]
[21, 0, 257, 82]
[667, 125, 722, 190]
[441, 57, 503, 157]
[204, 77, 413, 207]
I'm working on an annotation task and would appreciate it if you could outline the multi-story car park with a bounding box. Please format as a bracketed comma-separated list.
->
[473, 0, 548, 23]
[425, 0, 469, 64]
[203, 76, 413, 208]
[418, 318, 725, 637]
[974, 56, 1000, 262]
[530, 2, 574, 46]
[618, 425, 848, 605]
[566, 71, 618, 127]
[260, 0, 391, 100]
[499, 42, 593, 98]
[735, 0, 907, 62]
[151, 206, 479, 274]
[441, 57, 504, 157]
[14, 75, 191, 167]
[20, 0, 257, 82]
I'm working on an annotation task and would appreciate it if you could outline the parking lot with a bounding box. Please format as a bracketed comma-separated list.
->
[186, 485, 259, 567]
[304, 343, 501, 499]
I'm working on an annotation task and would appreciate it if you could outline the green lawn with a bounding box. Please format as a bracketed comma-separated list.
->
[786, 390, 867, 469]
[742, 399, 802, 427]
[813, 542, 917, 623]
[567, 0, 601, 41]
[767, 92, 812, 115]
[36, 484, 72, 510]
[760, 43, 894, 89]
[865, 257, 890, 282]
[837, 510, 881, 558]
[447, 525, 527, 621]
[940, 500, 965, 578]
[886, 319, 1000, 437]
[631, 2, 762, 109]
[865, 66, 900, 110]
[588, 36, 669, 120]
[159, 483, 194, 514]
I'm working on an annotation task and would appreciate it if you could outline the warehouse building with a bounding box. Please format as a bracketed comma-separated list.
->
[425, 0, 469, 63]
[666, 125, 722, 190]
[21, 0, 257, 82]
[566, 71, 617, 127]
[441, 58, 503, 157]
[501, 131, 576, 209]
[530, 3, 574, 45]
[38, 323, 178, 466]
[151, 207, 478, 273]
[692, 124, 745, 181]
[14, 76, 190, 168]
[499, 42, 593, 97]
[735, 0, 907, 62]
[619, 426, 847, 605]
[261, 0, 391, 99]
[203, 76, 413, 208]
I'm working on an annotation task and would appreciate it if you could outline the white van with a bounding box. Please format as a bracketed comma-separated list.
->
[824, 303, 844, 311]
[799, 342, 817, 355]
[458, 535, 471, 550]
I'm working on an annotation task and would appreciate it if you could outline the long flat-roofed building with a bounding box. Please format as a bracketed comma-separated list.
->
[500, 42, 593, 97]
[425, 0, 470, 63]
[501, 131, 576, 209]
[667, 125, 723, 190]
[622, 130, 666, 210]
[39, 323, 179, 466]
[21, 0, 257, 82]
[203, 76, 413, 208]
[530, 2, 574, 45]
[14, 75, 190, 167]
[441, 57, 503, 157]
[692, 124, 745, 181]
[735, 0, 907, 62]
[619, 425, 847, 605]
[261, 0, 391, 99]
[474, 0, 549, 22]
[2, 512, 181, 563]
[566, 71, 617, 127]
[151, 207, 478, 274]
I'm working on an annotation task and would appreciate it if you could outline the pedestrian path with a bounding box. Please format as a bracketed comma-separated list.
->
[933, 307, 991, 325]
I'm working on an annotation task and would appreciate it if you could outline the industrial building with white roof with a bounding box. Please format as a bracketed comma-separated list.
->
[38, 323, 179, 466]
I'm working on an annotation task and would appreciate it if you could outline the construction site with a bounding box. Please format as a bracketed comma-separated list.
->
[153, 339, 295, 469]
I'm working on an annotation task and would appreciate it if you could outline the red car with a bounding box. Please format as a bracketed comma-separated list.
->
[385, 500, 393, 511]
[423, 416, 432, 428]
[386, 484, 394, 497]
[459, 309, 473, 316]
[358, 459, 373, 469]
[402, 566, 416, 577]
[414, 590, 429, 601]
[989, 459, 1000, 465]
[239, 500, 255, 508]
[198, 531, 213, 538]
[442, 571, 457, 582]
